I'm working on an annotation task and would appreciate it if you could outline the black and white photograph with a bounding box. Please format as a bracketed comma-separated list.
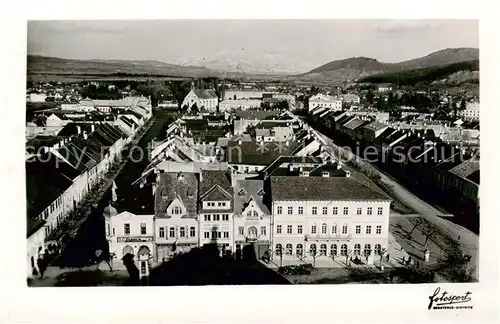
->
[1, 2, 498, 322]
[25, 19, 481, 288]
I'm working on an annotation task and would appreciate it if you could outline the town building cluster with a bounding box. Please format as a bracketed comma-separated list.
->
[26, 95, 153, 276]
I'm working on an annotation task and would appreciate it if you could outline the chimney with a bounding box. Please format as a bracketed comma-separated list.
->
[238, 139, 242, 145]
[91, 124, 95, 133]
[77, 125, 82, 134]
[285, 140, 289, 146]
[345, 171, 351, 178]
[199, 172, 203, 183]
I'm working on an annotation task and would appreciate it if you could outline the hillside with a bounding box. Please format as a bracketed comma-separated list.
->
[27, 55, 219, 78]
[357, 59, 479, 86]
[303, 47, 479, 82]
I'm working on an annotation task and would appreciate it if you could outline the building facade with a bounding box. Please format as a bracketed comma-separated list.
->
[270, 176, 391, 264]
[233, 180, 272, 259]
[198, 170, 234, 256]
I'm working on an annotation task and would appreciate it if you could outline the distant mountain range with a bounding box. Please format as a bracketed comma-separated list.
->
[301, 48, 479, 81]
[27, 47, 479, 82]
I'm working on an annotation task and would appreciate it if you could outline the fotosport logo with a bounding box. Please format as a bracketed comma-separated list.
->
[428, 287, 473, 310]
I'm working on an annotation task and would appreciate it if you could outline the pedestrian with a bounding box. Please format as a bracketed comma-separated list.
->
[386, 253, 390, 262]
[389, 272, 394, 283]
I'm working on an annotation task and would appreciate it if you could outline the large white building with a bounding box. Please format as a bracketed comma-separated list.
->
[308, 94, 342, 112]
[270, 176, 391, 264]
[457, 102, 480, 121]
[182, 89, 218, 112]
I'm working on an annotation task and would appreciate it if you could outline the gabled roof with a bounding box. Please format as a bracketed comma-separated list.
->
[26, 153, 79, 220]
[449, 158, 480, 182]
[343, 118, 368, 131]
[226, 141, 302, 165]
[234, 179, 270, 215]
[262, 155, 323, 176]
[270, 176, 391, 202]
[193, 89, 218, 99]
[363, 121, 388, 133]
[199, 170, 233, 199]
[57, 123, 93, 137]
[155, 172, 198, 218]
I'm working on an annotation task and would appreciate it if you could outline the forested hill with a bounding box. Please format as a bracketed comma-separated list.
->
[357, 60, 479, 86]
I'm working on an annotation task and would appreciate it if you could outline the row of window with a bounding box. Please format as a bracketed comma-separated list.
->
[237, 226, 266, 236]
[158, 226, 197, 238]
[205, 202, 228, 207]
[276, 206, 384, 215]
[275, 243, 383, 257]
[203, 214, 230, 221]
[203, 231, 230, 239]
[275, 224, 383, 235]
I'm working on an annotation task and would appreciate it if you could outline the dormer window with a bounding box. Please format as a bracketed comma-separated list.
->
[257, 189, 264, 196]
[172, 206, 181, 215]
[238, 189, 247, 196]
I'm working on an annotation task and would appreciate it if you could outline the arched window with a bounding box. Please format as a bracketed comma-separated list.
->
[275, 243, 282, 255]
[248, 226, 258, 238]
[246, 211, 252, 217]
[340, 244, 347, 256]
[122, 245, 134, 257]
[332, 223, 337, 235]
[354, 244, 361, 255]
[364, 244, 372, 256]
[374, 244, 382, 255]
[319, 244, 327, 256]
[253, 211, 259, 217]
[286, 243, 293, 255]
[321, 223, 327, 234]
[296, 244, 303, 257]
[310, 244, 317, 255]
[331, 244, 337, 256]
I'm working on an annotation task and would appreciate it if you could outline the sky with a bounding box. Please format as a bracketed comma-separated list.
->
[27, 19, 479, 73]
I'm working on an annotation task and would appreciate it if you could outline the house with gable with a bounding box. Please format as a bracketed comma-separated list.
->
[233, 179, 271, 259]
[154, 171, 199, 261]
[198, 170, 234, 256]
[182, 86, 219, 112]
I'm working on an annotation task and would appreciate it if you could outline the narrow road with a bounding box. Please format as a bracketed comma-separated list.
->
[300, 119, 479, 279]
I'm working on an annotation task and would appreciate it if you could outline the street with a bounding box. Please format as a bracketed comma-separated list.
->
[311, 128, 479, 279]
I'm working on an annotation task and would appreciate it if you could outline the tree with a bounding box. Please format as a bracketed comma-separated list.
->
[366, 90, 375, 105]
[344, 249, 353, 266]
[309, 85, 320, 96]
[276, 246, 283, 267]
[378, 247, 387, 267]
[310, 248, 317, 268]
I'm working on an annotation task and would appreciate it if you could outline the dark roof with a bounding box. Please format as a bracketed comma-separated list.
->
[270, 176, 391, 201]
[376, 127, 396, 141]
[193, 89, 218, 99]
[155, 172, 199, 218]
[466, 170, 480, 185]
[26, 153, 79, 220]
[262, 155, 323, 176]
[200, 170, 233, 199]
[309, 163, 347, 178]
[383, 130, 406, 145]
[125, 109, 144, 121]
[26, 135, 63, 154]
[363, 121, 387, 132]
[27, 218, 46, 238]
[57, 123, 93, 137]
[226, 141, 302, 165]
[233, 110, 280, 120]
[119, 116, 134, 127]
[234, 180, 270, 215]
